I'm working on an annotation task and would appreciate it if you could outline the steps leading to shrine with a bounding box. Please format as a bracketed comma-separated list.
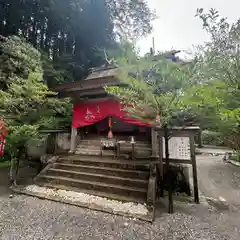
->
[75, 138, 152, 157]
[54, 163, 149, 180]
[46, 168, 148, 189]
[35, 154, 152, 203]
[58, 155, 153, 170]
[78, 138, 151, 148]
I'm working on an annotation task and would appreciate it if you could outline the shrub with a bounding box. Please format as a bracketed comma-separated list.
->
[232, 151, 240, 162]
[201, 130, 224, 146]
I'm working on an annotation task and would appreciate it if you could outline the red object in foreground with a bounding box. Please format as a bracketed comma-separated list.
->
[72, 99, 152, 128]
[0, 134, 6, 157]
[0, 120, 8, 157]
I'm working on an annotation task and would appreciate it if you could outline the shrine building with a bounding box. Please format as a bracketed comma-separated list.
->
[33, 60, 198, 215]
[33, 64, 160, 207]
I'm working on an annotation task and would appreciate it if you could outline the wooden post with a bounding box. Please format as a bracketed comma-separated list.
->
[190, 135, 200, 204]
[158, 135, 164, 198]
[151, 128, 158, 158]
[164, 124, 173, 214]
[198, 127, 203, 148]
[117, 142, 120, 158]
[131, 143, 135, 160]
[70, 127, 77, 153]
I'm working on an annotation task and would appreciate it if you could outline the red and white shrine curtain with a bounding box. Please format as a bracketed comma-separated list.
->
[72, 99, 151, 128]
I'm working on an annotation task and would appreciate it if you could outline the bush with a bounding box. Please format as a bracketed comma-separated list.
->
[201, 130, 224, 146]
[219, 109, 240, 150]
[0, 144, 11, 162]
[232, 151, 240, 162]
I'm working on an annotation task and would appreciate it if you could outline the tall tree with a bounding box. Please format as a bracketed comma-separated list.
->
[0, 36, 70, 184]
[105, 56, 192, 213]
[106, 57, 191, 125]
[106, 0, 155, 39]
[185, 9, 240, 150]
[0, 0, 154, 85]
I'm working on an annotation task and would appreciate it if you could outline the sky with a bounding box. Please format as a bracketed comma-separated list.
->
[137, 0, 240, 58]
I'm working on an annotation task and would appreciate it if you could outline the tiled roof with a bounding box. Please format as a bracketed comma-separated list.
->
[85, 67, 118, 80]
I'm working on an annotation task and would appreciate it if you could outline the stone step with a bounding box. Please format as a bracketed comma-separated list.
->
[79, 143, 151, 149]
[76, 145, 152, 152]
[36, 182, 145, 203]
[78, 140, 151, 148]
[80, 138, 150, 144]
[46, 168, 148, 189]
[54, 163, 149, 180]
[58, 155, 153, 171]
[76, 145, 101, 149]
[75, 148, 151, 158]
[37, 175, 147, 200]
[59, 154, 156, 163]
[75, 148, 101, 155]
[75, 149, 117, 157]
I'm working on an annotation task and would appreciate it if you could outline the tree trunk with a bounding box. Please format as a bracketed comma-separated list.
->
[9, 146, 24, 186]
[9, 157, 16, 186]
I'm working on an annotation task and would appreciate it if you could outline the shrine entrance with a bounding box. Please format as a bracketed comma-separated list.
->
[81, 117, 151, 142]
[70, 98, 155, 154]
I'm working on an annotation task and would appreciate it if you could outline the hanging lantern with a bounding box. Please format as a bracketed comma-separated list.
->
[108, 117, 113, 138]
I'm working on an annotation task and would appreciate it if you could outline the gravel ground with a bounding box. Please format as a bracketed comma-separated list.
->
[0, 192, 240, 239]
[24, 185, 149, 216]
[0, 155, 240, 240]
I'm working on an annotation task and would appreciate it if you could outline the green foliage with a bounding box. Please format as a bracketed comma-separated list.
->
[107, 0, 155, 39]
[0, 36, 71, 159]
[106, 56, 192, 126]
[107, 40, 140, 65]
[0, 0, 154, 85]
[0, 35, 41, 89]
[0, 161, 11, 167]
[183, 9, 240, 150]
[232, 151, 240, 163]
[182, 80, 226, 130]
[201, 131, 224, 146]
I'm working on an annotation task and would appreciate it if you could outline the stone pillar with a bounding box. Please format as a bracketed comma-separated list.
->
[70, 127, 77, 153]
[151, 128, 158, 158]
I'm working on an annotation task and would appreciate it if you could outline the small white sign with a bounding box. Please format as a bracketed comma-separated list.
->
[162, 137, 191, 160]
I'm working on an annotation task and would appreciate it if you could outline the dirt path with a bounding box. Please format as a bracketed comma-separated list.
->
[196, 155, 240, 207]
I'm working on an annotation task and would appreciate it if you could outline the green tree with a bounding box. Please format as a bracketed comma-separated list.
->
[0, 36, 70, 184]
[106, 0, 155, 39]
[0, 0, 154, 85]
[106, 40, 140, 65]
[186, 9, 240, 150]
[105, 55, 193, 213]
[106, 57, 191, 125]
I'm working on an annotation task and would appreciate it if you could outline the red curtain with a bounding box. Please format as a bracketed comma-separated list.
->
[72, 99, 151, 128]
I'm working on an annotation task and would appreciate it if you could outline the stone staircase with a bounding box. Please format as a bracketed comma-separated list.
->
[35, 154, 155, 203]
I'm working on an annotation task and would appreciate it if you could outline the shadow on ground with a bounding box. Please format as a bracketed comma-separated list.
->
[0, 163, 38, 197]
[0, 167, 11, 196]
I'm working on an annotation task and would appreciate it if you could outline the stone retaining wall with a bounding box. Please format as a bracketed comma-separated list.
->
[27, 130, 71, 160]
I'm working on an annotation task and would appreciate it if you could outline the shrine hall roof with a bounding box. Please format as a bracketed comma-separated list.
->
[54, 66, 119, 92]
[85, 66, 118, 81]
